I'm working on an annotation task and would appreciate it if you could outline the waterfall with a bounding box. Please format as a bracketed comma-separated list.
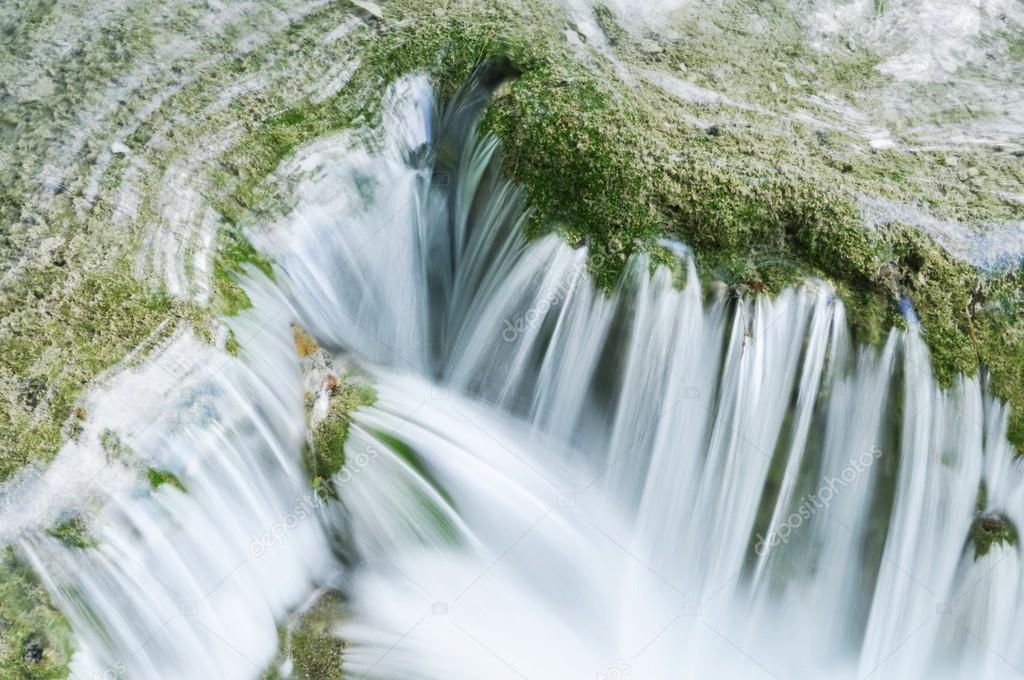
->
[18, 71, 1024, 680]
[16, 280, 339, 679]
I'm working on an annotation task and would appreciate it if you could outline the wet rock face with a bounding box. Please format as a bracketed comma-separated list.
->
[970, 512, 1019, 558]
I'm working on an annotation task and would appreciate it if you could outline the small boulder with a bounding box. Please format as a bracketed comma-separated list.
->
[970, 512, 1018, 558]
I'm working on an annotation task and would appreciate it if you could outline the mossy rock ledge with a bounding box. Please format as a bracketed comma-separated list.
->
[292, 325, 376, 500]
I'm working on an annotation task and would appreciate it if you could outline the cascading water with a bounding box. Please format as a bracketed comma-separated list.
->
[14, 285, 340, 679]
[18, 69, 1024, 679]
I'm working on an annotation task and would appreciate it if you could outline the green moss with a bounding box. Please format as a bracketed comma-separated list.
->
[970, 513, 1019, 559]
[960, 267, 1024, 452]
[261, 591, 346, 680]
[304, 381, 376, 500]
[0, 261, 199, 480]
[211, 225, 276, 316]
[46, 515, 96, 550]
[592, 4, 627, 46]
[289, 593, 346, 680]
[485, 51, 895, 318]
[99, 429, 133, 462]
[146, 467, 187, 493]
[0, 547, 73, 680]
[486, 65, 663, 289]
[225, 329, 241, 357]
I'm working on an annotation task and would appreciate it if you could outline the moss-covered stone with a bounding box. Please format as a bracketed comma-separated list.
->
[291, 324, 376, 500]
[970, 513, 1019, 559]
[225, 329, 241, 357]
[304, 381, 377, 500]
[287, 593, 346, 680]
[146, 467, 187, 493]
[261, 591, 347, 680]
[973, 270, 1024, 450]
[0, 547, 73, 680]
[46, 514, 96, 550]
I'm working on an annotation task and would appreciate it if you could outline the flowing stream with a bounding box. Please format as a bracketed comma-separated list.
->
[17, 72, 1024, 680]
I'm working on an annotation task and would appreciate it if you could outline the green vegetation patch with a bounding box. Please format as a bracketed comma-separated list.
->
[970, 513, 1019, 559]
[262, 591, 347, 680]
[146, 467, 187, 493]
[0, 547, 73, 679]
[46, 514, 96, 550]
[0, 263, 196, 480]
[304, 381, 377, 500]
[225, 329, 241, 357]
[212, 225, 276, 317]
[474, 5, 1024, 448]
[288, 593, 346, 680]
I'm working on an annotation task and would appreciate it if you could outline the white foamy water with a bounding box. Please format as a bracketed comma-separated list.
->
[14, 70, 1024, 680]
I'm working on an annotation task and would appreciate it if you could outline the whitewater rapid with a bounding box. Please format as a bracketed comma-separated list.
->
[16, 71, 1024, 680]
